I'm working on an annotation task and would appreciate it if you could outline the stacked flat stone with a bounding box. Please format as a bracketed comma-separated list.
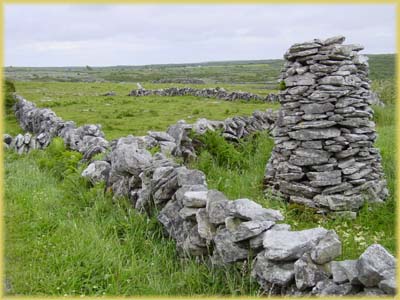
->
[13, 95, 109, 160]
[128, 86, 278, 102]
[3, 132, 51, 154]
[264, 36, 388, 214]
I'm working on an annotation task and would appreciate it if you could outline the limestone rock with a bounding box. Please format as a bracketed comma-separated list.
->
[262, 227, 329, 261]
[357, 244, 396, 287]
[228, 198, 284, 222]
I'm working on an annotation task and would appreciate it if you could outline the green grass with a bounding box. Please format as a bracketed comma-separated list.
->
[4, 140, 261, 296]
[13, 81, 279, 140]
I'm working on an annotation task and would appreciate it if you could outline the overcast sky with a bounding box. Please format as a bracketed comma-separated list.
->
[5, 4, 396, 67]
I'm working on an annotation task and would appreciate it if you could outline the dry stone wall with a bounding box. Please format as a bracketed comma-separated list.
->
[128, 86, 278, 102]
[264, 36, 388, 214]
[6, 37, 396, 295]
[10, 94, 276, 160]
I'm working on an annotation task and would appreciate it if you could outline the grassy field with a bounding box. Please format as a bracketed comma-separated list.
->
[4, 55, 396, 296]
[11, 81, 279, 139]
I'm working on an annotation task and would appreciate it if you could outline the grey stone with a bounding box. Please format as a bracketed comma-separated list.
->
[231, 220, 275, 242]
[322, 182, 352, 194]
[289, 148, 331, 166]
[81, 160, 111, 184]
[292, 120, 336, 130]
[290, 195, 317, 208]
[331, 260, 361, 285]
[313, 194, 363, 211]
[182, 190, 208, 208]
[285, 73, 316, 87]
[262, 227, 329, 261]
[306, 170, 341, 187]
[357, 244, 396, 287]
[280, 181, 321, 199]
[311, 230, 341, 264]
[176, 167, 207, 187]
[206, 191, 229, 225]
[312, 279, 354, 296]
[323, 35, 345, 45]
[252, 251, 295, 286]
[147, 131, 175, 142]
[111, 143, 152, 176]
[295, 254, 330, 290]
[288, 128, 341, 140]
[300, 102, 335, 114]
[212, 228, 249, 264]
[379, 277, 396, 295]
[319, 76, 345, 86]
[179, 206, 199, 219]
[229, 198, 284, 222]
[195, 208, 216, 241]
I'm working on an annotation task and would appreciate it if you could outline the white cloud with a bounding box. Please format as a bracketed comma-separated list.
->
[4, 4, 396, 66]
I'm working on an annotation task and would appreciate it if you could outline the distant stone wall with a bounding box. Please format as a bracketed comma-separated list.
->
[152, 78, 206, 84]
[128, 86, 279, 102]
[264, 36, 388, 214]
[10, 94, 277, 160]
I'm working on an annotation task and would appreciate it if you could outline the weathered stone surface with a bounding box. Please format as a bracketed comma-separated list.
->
[206, 191, 229, 225]
[81, 160, 111, 184]
[182, 190, 208, 208]
[306, 170, 341, 187]
[176, 167, 206, 187]
[314, 194, 363, 211]
[195, 208, 215, 241]
[289, 148, 331, 166]
[231, 220, 275, 242]
[111, 143, 152, 176]
[379, 277, 396, 295]
[252, 251, 295, 286]
[262, 227, 329, 261]
[311, 230, 341, 264]
[229, 198, 284, 222]
[301, 102, 335, 114]
[288, 128, 341, 140]
[357, 244, 396, 287]
[212, 228, 249, 264]
[292, 120, 336, 130]
[295, 254, 329, 290]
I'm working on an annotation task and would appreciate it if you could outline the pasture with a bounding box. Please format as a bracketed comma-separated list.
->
[4, 54, 397, 296]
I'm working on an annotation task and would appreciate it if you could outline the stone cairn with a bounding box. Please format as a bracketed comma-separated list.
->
[128, 86, 278, 102]
[264, 36, 388, 215]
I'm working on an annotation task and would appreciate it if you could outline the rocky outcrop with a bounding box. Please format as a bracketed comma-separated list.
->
[264, 36, 388, 214]
[128, 86, 278, 102]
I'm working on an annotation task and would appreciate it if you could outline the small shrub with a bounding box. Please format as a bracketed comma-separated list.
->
[38, 137, 83, 180]
[4, 79, 16, 113]
[193, 130, 246, 169]
[192, 108, 200, 115]
[278, 80, 286, 91]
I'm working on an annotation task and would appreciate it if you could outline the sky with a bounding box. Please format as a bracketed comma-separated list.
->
[4, 4, 396, 67]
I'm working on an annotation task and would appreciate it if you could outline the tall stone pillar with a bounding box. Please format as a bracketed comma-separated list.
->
[264, 36, 388, 213]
